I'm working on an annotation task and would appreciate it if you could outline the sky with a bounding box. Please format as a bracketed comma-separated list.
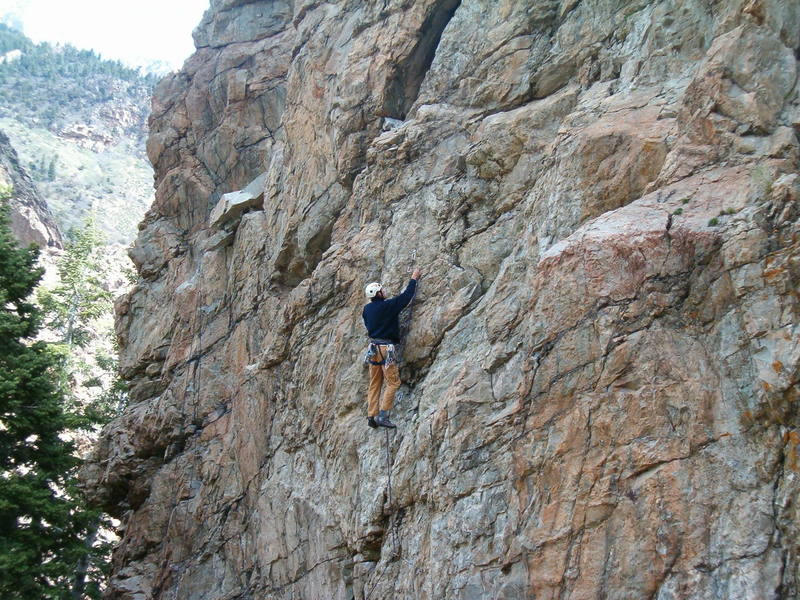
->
[0, 0, 210, 71]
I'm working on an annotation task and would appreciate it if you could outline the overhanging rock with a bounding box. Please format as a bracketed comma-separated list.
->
[208, 171, 268, 229]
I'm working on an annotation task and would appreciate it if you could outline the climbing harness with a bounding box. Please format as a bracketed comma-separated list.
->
[362, 253, 422, 598]
[364, 340, 397, 366]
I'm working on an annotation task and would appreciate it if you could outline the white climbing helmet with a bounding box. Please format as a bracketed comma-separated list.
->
[364, 282, 383, 298]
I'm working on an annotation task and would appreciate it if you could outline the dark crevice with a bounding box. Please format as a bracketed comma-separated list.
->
[292, 1, 324, 28]
[382, 0, 461, 119]
[360, 527, 385, 563]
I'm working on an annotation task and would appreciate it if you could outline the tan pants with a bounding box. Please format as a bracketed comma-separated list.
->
[367, 345, 401, 417]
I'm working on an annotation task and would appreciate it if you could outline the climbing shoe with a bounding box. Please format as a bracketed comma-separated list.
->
[375, 410, 397, 429]
[367, 416, 378, 429]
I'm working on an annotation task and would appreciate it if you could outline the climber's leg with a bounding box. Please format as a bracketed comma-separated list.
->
[380, 360, 401, 412]
[367, 350, 385, 419]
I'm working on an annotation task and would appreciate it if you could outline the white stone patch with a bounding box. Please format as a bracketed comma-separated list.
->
[208, 171, 269, 229]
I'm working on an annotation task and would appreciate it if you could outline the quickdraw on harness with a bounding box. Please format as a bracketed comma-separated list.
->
[364, 339, 397, 366]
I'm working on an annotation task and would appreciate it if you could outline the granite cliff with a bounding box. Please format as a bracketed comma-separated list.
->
[85, 1, 800, 598]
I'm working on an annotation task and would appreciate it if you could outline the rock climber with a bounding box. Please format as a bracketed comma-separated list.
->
[362, 268, 421, 429]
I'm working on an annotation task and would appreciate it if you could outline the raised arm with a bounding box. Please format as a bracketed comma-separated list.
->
[386, 268, 421, 312]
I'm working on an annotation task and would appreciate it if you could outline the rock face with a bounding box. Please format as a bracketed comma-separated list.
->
[0, 130, 62, 247]
[85, 1, 800, 598]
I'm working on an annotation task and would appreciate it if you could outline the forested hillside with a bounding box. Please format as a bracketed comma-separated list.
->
[0, 26, 152, 597]
[0, 24, 157, 243]
[0, 24, 158, 134]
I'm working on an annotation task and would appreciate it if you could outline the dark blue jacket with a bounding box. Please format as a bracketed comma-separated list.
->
[362, 279, 417, 343]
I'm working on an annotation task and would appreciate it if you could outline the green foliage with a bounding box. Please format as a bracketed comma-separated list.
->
[0, 201, 105, 598]
[38, 214, 127, 427]
[0, 24, 157, 84]
[23, 153, 60, 184]
[38, 215, 113, 350]
[0, 24, 158, 131]
[47, 156, 57, 181]
[718, 208, 737, 216]
[672, 208, 683, 215]
[680, 197, 690, 205]
[37, 214, 123, 434]
[0, 183, 11, 200]
[90, 351, 129, 420]
[0, 24, 32, 54]
[121, 263, 138, 286]
[708, 217, 719, 226]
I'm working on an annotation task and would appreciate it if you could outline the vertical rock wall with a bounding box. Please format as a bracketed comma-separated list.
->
[86, 1, 800, 598]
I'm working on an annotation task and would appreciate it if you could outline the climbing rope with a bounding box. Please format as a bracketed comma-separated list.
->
[364, 253, 419, 598]
[383, 248, 417, 559]
[385, 428, 400, 557]
[363, 428, 401, 600]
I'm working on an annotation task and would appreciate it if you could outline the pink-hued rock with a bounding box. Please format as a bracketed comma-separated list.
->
[83, 1, 800, 599]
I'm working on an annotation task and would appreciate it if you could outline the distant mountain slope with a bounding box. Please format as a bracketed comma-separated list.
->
[0, 128, 61, 247]
[0, 24, 157, 243]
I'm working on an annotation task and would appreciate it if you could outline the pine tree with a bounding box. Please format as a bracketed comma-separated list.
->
[36, 215, 120, 598]
[47, 156, 57, 181]
[39, 215, 113, 351]
[0, 201, 99, 598]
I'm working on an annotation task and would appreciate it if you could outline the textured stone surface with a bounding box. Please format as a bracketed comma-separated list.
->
[85, 1, 800, 598]
[208, 172, 267, 229]
[0, 130, 62, 248]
